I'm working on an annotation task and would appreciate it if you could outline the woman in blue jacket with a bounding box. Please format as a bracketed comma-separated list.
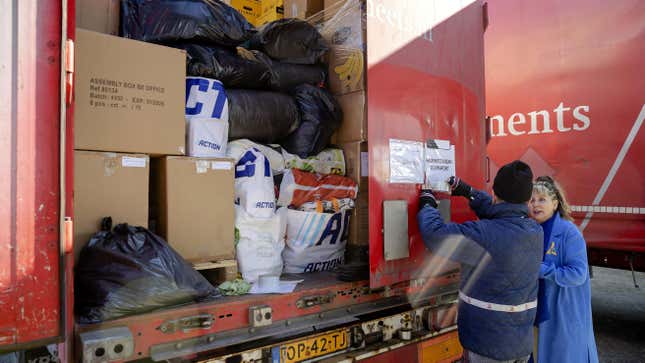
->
[529, 176, 599, 363]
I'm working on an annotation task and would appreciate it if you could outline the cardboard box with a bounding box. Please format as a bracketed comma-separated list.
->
[256, 0, 285, 26]
[231, 0, 261, 25]
[323, 0, 365, 95]
[73, 151, 149, 264]
[152, 157, 235, 262]
[75, 30, 186, 155]
[334, 90, 366, 143]
[76, 0, 120, 35]
[284, 0, 323, 19]
[341, 142, 369, 245]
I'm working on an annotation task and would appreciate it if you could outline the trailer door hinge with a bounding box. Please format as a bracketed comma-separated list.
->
[158, 314, 214, 334]
[296, 292, 335, 309]
[65, 39, 74, 105]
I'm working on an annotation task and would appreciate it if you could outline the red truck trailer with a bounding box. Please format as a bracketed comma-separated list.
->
[484, 0, 645, 277]
[0, 0, 487, 362]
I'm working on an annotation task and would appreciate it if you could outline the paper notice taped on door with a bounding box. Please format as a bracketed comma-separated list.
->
[389, 139, 425, 184]
[425, 140, 455, 192]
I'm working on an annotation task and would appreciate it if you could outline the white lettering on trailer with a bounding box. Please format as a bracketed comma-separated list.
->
[490, 102, 591, 137]
[579, 103, 645, 231]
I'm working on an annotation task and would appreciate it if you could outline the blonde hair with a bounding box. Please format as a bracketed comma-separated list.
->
[533, 176, 574, 221]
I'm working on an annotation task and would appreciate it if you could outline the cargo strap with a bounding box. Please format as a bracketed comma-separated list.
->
[459, 291, 537, 313]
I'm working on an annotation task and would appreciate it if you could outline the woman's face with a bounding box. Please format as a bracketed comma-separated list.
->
[529, 191, 558, 224]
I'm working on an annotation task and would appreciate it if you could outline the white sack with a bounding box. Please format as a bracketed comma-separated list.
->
[236, 206, 287, 283]
[185, 77, 229, 157]
[283, 208, 351, 273]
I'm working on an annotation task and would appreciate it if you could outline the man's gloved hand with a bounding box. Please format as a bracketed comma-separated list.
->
[419, 189, 438, 210]
[448, 176, 473, 199]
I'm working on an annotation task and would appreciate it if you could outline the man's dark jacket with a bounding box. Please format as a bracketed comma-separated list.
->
[417, 190, 542, 360]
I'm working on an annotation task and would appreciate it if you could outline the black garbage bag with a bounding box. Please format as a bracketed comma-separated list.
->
[227, 89, 300, 144]
[251, 51, 326, 92]
[247, 18, 328, 64]
[75, 218, 219, 324]
[282, 84, 343, 158]
[182, 45, 271, 89]
[121, 0, 255, 47]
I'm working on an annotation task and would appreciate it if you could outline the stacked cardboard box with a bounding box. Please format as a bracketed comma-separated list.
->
[226, 0, 284, 27]
[229, 0, 262, 25]
[283, 0, 324, 19]
[151, 157, 235, 262]
[73, 28, 235, 265]
[256, 0, 285, 26]
[73, 151, 150, 262]
[323, 0, 368, 246]
[76, 0, 120, 35]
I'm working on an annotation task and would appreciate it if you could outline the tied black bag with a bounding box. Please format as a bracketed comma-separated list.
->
[75, 218, 219, 323]
[183, 45, 272, 89]
[121, 0, 255, 47]
[227, 89, 301, 144]
[247, 18, 328, 64]
[282, 84, 343, 158]
[250, 50, 326, 92]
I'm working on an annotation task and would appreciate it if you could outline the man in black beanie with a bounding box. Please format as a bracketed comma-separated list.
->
[417, 160, 542, 363]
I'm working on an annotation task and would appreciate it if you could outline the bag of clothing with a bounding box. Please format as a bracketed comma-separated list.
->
[235, 206, 287, 282]
[234, 148, 276, 219]
[282, 208, 350, 273]
[283, 148, 345, 175]
[247, 18, 328, 64]
[227, 139, 285, 175]
[185, 77, 229, 157]
[227, 89, 300, 144]
[121, 0, 255, 47]
[278, 168, 358, 208]
[282, 84, 343, 158]
[182, 45, 271, 89]
[75, 218, 219, 324]
[250, 51, 326, 91]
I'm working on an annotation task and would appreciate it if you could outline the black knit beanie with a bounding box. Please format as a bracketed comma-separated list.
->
[493, 160, 533, 203]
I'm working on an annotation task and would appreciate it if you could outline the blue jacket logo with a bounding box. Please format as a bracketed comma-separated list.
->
[546, 242, 557, 256]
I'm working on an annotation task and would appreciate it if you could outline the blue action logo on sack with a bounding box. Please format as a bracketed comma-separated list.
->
[185, 77, 227, 119]
[255, 201, 275, 209]
[303, 257, 344, 273]
[198, 139, 222, 151]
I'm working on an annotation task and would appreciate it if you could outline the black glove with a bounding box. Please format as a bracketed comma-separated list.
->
[419, 189, 438, 210]
[448, 176, 473, 199]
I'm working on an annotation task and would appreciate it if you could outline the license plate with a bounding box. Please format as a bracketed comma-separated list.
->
[279, 329, 349, 363]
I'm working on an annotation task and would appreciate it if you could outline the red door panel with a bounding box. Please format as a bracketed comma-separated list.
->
[0, 0, 63, 350]
[367, 1, 487, 287]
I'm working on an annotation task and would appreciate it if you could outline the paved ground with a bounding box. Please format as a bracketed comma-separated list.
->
[591, 267, 645, 362]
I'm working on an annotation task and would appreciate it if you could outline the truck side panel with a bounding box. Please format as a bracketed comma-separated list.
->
[485, 0, 645, 269]
[0, 0, 62, 350]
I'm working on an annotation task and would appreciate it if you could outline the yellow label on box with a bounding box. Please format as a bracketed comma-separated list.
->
[255, 0, 284, 26]
[231, 0, 261, 23]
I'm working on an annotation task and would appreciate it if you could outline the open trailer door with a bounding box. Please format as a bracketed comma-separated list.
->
[366, 0, 488, 288]
[0, 0, 70, 353]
